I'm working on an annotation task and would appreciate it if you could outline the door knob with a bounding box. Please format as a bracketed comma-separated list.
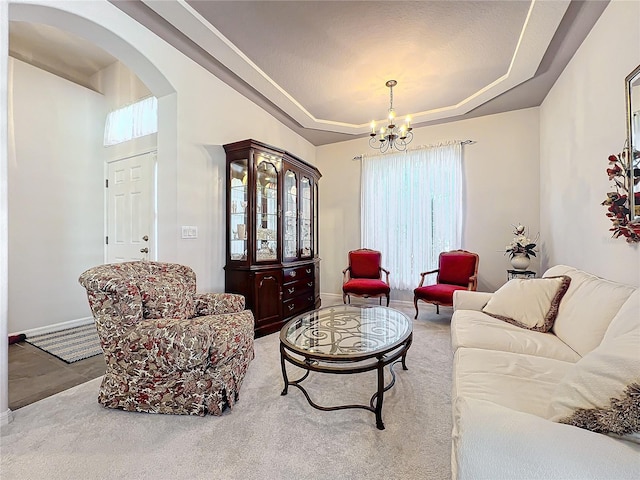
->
[140, 247, 149, 254]
[142, 235, 149, 241]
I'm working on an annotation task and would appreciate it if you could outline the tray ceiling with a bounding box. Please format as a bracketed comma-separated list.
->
[10, 1, 609, 146]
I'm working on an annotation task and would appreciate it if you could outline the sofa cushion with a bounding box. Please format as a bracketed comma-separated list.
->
[453, 348, 574, 418]
[481, 276, 571, 332]
[542, 266, 635, 357]
[452, 397, 640, 480]
[451, 310, 581, 362]
[342, 278, 390, 295]
[415, 283, 469, 305]
[603, 290, 640, 342]
[548, 330, 640, 440]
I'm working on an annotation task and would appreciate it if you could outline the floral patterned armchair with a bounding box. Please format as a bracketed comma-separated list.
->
[78, 261, 255, 416]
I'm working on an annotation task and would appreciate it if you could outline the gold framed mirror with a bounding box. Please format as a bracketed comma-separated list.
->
[626, 64, 640, 223]
[603, 65, 640, 243]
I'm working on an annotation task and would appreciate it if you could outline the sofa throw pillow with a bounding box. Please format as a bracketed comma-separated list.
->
[481, 275, 571, 332]
[548, 331, 640, 441]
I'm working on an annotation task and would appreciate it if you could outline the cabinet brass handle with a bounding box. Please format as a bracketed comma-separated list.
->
[306, 269, 312, 274]
[288, 287, 295, 294]
[288, 304, 295, 311]
[307, 282, 313, 287]
[290, 271, 297, 278]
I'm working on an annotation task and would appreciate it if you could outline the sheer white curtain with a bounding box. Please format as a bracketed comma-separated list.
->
[361, 142, 463, 290]
[104, 96, 158, 146]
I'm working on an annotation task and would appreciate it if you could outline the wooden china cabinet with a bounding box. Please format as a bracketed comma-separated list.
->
[224, 139, 321, 337]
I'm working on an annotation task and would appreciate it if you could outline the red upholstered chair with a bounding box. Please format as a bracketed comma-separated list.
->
[342, 248, 391, 306]
[413, 250, 479, 318]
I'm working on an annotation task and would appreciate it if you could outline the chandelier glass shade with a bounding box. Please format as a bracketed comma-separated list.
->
[369, 80, 413, 153]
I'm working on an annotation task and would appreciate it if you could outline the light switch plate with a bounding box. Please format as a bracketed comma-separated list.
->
[181, 226, 198, 239]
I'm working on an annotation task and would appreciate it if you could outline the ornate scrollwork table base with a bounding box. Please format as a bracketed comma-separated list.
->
[279, 305, 413, 430]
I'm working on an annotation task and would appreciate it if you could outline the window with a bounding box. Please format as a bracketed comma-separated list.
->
[361, 142, 463, 290]
[103, 96, 158, 146]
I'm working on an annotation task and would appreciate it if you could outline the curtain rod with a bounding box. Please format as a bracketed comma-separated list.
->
[352, 139, 475, 160]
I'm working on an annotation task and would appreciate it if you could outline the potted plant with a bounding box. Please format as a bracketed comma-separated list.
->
[505, 224, 538, 270]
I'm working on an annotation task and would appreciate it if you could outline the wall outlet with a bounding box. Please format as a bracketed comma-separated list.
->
[181, 226, 198, 239]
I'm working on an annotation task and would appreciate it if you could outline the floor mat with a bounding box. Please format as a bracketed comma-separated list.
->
[25, 324, 102, 364]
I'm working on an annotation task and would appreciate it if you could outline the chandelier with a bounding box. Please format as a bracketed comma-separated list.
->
[369, 80, 413, 153]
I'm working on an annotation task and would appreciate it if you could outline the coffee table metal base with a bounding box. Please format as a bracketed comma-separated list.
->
[279, 336, 412, 430]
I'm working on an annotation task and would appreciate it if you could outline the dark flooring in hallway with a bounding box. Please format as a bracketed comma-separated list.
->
[8, 340, 105, 410]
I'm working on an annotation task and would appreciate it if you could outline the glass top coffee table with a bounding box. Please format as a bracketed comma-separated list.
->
[279, 305, 413, 430]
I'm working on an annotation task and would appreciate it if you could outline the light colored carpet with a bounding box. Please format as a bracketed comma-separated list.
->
[1, 304, 453, 480]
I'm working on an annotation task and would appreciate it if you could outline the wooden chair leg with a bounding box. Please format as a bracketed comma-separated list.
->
[414, 297, 419, 319]
[436, 304, 440, 314]
[385, 294, 389, 307]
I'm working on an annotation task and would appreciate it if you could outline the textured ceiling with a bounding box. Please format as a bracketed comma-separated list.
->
[189, 0, 530, 125]
[128, 0, 608, 143]
[9, 1, 609, 146]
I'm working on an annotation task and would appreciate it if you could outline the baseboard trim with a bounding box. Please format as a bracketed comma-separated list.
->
[320, 292, 414, 309]
[9, 316, 94, 338]
[1, 408, 14, 426]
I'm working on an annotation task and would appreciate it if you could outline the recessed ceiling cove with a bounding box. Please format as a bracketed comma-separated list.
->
[143, 0, 570, 135]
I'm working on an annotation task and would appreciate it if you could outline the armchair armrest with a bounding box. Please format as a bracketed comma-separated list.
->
[117, 316, 221, 372]
[380, 267, 390, 285]
[417, 268, 439, 287]
[453, 397, 640, 480]
[453, 290, 493, 311]
[342, 267, 351, 284]
[467, 275, 478, 291]
[195, 293, 245, 316]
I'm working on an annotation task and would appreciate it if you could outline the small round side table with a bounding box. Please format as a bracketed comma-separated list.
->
[507, 269, 536, 280]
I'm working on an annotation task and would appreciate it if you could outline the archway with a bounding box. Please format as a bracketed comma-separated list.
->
[2, 0, 177, 423]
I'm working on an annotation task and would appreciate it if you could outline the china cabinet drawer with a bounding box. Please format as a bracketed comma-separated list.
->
[282, 280, 314, 301]
[283, 293, 316, 317]
[283, 265, 314, 283]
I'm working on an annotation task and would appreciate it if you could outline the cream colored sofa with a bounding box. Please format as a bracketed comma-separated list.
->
[450, 265, 640, 479]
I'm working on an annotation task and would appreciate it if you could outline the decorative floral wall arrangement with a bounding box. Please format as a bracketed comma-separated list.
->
[602, 148, 640, 243]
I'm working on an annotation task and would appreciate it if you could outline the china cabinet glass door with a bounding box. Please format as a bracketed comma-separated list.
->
[284, 170, 298, 259]
[229, 159, 248, 261]
[314, 182, 319, 257]
[300, 177, 312, 258]
[256, 156, 278, 262]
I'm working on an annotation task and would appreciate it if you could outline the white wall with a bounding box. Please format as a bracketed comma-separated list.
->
[8, 0, 317, 329]
[49, 0, 319, 293]
[8, 58, 106, 334]
[157, 43, 317, 293]
[540, 0, 640, 287]
[316, 107, 541, 298]
[1, 0, 11, 425]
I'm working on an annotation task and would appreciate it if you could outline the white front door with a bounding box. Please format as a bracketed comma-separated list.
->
[106, 152, 155, 263]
